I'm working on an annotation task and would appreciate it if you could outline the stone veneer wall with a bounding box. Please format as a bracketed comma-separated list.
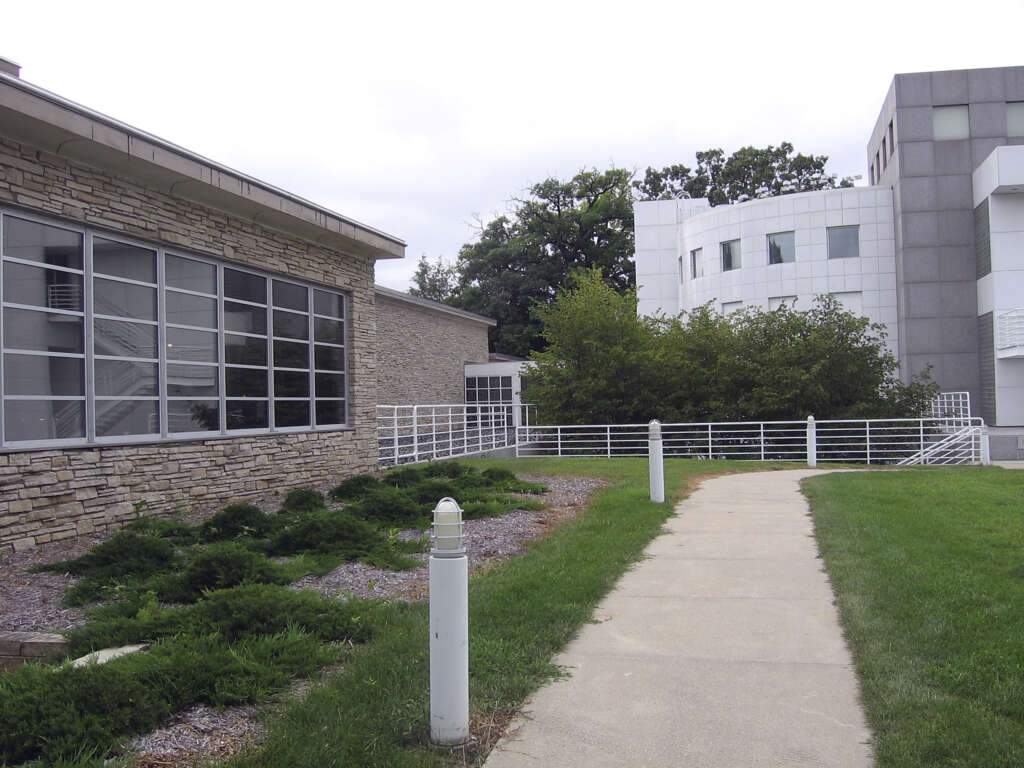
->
[375, 292, 490, 404]
[0, 138, 379, 554]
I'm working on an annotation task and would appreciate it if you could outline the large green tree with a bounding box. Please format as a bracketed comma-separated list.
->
[412, 143, 853, 355]
[526, 270, 937, 424]
[633, 142, 855, 204]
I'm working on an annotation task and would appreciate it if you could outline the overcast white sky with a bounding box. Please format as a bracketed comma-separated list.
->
[5, 1, 1024, 289]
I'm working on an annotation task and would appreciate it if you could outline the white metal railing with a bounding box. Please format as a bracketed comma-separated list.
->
[928, 391, 971, 422]
[516, 417, 988, 466]
[377, 404, 516, 466]
[997, 309, 1024, 354]
[47, 282, 83, 311]
[897, 424, 986, 466]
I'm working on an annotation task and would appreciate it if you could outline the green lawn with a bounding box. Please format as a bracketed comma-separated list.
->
[229, 457, 794, 767]
[803, 467, 1024, 768]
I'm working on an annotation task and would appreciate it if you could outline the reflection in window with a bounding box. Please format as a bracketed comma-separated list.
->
[767, 232, 795, 265]
[827, 226, 860, 259]
[721, 240, 740, 272]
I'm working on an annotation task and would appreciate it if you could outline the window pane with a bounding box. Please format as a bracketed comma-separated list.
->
[768, 231, 795, 265]
[227, 400, 268, 430]
[96, 399, 158, 437]
[313, 290, 344, 318]
[274, 369, 309, 398]
[95, 359, 158, 397]
[168, 399, 219, 433]
[93, 238, 156, 283]
[721, 240, 740, 271]
[225, 333, 267, 366]
[4, 307, 83, 353]
[94, 319, 157, 359]
[166, 291, 217, 329]
[690, 248, 703, 278]
[314, 344, 344, 371]
[2, 216, 82, 269]
[227, 367, 268, 397]
[166, 327, 218, 363]
[315, 372, 344, 398]
[466, 389, 477, 403]
[4, 354, 83, 396]
[1009, 102, 1024, 137]
[316, 400, 345, 426]
[165, 255, 216, 294]
[827, 226, 860, 259]
[94, 278, 156, 320]
[273, 309, 309, 340]
[933, 105, 969, 140]
[225, 302, 267, 335]
[167, 363, 219, 397]
[224, 269, 266, 304]
[314, 317, 344, 345]
[275, 401, 310, 428]
[274, 340, 309, 369]
[273, 280, 308, 311]
[4, 399, 84, 440]
[3, 262, 84, 311]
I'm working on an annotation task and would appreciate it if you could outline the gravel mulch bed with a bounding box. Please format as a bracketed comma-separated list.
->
[126, 702, 264, 767]
[294, 474, 606, 602]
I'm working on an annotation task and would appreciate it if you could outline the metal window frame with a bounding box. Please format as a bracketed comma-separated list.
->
[825, 224, 861, 260]
[766, 230, 796, 266]
[0, 206, 353, 452]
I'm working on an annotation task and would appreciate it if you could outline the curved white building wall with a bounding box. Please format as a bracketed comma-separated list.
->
[635, 187, 899, 357]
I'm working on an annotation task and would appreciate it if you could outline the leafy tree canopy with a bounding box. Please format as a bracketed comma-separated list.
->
[410, 143, 853, 355]
[526, 269, 936, 424]
[633, 142, 855, 205]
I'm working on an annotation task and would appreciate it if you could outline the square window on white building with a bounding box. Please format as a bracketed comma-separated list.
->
[769, 295, 798, 311]
[827, 225, 860, 259]
[690, 247, 703, 278]
[767, 231, 795, 265]
[830, 290, 863, 315]
[720, 240, 740, 272]
[1008, 102, 1024, 137]
[721, 300, 744, 315]
[933, 105, 969, 140]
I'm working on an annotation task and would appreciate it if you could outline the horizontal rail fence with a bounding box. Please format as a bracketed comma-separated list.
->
[517, 417, 986, 466]
[377, 404, 515, 467]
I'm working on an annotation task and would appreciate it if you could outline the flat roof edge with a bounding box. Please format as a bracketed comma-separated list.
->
[374, 285, 496, 325]
[0, 72, 406, 259]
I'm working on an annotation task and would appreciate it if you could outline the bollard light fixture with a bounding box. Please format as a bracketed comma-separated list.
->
[431, 497, 465, 556]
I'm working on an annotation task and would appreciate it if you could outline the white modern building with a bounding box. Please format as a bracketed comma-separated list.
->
[635, 65, 1024, 458]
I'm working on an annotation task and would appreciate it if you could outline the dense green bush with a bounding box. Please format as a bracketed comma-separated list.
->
[36, 531, 175, 580]
[330, 474, 383, 500]
[270, 510, 383, 557]
[67, 584, 370, 654]
[347, 486, 424, 527]
[199, 503, 275, 542]
[407, 477, 460, 505]
[125, 515, 197, 544]
[167, 542, 285, 602]
[281, 488, 325, 513]
[0, 629, 338, 766]
[526, 268, 939, 424]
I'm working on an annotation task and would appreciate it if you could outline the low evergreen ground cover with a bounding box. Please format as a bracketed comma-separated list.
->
[3, 461, 546, 766]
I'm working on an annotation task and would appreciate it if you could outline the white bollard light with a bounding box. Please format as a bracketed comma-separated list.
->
[649, 419, 665, 503]
[429, 497, 470, 746]
[806, 415, 817, 468]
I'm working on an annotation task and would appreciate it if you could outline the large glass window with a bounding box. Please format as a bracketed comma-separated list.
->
[827, 225, 860, 260]
[0, 210, 349, 447]
[767, 231, 795, 265]
[933, 105, 969, 140]
[689, 248, 703, 279]
[720, 239, 740, 272]
[2, 216, 85, 441]
[1008, 102, 1024, 137]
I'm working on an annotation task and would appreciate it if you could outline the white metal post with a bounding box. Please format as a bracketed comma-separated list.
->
[707, 423, 712, 458]
[393, 408, 400, 465]
[556, 426, 562, 457]
[413, 406, 420, 463]
[981, 429, 991, 465]
[607, 426, 612, 458]
[759, 423, 765, 462]
[866, 421, 871, 465]
[429, 498, 469, 746]
[649, 420, 665, 503]
[806, 416, 817, 468]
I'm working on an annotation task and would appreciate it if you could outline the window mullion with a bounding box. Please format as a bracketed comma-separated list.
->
[157, 249, 168, 439]
[217, 264, 226, 435]
[267, 279, 275, 431]
[308, 286, 315, 428]
[84, 231, 96, 444]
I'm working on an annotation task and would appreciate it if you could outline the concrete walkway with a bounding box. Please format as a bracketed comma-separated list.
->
[484, 469, 872, 768]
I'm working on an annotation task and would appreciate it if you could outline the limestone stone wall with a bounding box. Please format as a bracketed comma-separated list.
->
[375, 292, 490, 404]
[0, 138, 379, 554]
